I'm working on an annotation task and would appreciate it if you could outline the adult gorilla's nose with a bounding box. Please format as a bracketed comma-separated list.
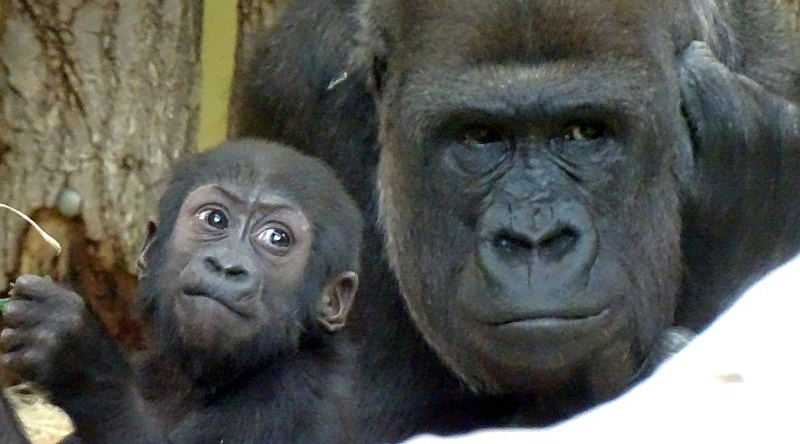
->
[482, 201, 592, 263]
[478, 201, 599, 314]
[490, 221, 581, 264]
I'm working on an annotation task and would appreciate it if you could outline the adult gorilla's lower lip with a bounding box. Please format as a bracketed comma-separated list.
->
[488, 308, 611, 327]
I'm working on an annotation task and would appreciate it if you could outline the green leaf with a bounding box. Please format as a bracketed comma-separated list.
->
[1, 282, 13, 311]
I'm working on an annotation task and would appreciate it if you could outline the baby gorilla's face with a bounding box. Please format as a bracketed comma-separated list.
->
[165, 183, 314, 354]
[136, 141, 362, 381]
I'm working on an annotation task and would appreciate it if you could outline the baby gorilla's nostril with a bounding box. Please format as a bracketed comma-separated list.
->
[224, 266, 249, 283]
[203, 256, 250, 283]
[203, 256, 223, 273]
[536, 226, 580, 263]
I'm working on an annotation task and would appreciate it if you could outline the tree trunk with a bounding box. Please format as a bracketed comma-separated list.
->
[0, 0, 203, 353]
[227, 0, 293, 135]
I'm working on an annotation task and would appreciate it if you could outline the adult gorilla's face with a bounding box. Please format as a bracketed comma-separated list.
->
[369, 1, 693, 395]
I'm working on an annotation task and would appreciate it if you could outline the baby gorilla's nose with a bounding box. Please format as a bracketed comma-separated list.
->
[203, 255, 251, 284]
[184, 247, 260, 300]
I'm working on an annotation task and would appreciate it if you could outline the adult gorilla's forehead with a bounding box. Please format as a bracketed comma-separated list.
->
[378, 0, 660, 62]
[398, 60, 660, 124]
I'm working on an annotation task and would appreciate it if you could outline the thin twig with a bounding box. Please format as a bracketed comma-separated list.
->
[0, 204, 62, 255]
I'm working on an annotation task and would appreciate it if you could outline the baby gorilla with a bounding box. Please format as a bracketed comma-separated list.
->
[0, 140, 362, 444]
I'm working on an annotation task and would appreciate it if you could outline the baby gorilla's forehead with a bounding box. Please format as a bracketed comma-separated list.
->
[214, 180, 301, 210]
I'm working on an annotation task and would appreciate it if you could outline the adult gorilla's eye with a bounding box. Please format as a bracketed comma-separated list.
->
[563, 122, 606, 141]
[198, 208, 229, 230]
[446, 123, 511, 175]
[256, 225, 293, 255]
[462, 124, 505, 147]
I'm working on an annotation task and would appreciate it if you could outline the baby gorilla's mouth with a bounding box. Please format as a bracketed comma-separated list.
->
[180, 285, 252, 319]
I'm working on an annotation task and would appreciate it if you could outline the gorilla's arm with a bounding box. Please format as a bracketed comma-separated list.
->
[678, 41, 800, 329]
[0, 275, 166, 444]
[0, 390, 30, 444]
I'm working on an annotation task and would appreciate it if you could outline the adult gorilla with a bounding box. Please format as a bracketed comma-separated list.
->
[235, 0, 800, 441]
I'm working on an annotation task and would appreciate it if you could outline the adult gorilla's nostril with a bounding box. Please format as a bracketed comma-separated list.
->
[491, 225, 580, 263]
[535, 225, 580, 263]
[492, 230, 534, 256]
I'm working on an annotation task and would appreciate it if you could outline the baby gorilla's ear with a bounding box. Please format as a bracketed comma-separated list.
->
[137, 221, 158, 277]
[317, 271, 358, 332]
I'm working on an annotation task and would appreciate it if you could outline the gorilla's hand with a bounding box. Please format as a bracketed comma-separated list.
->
[1, 275, 129, 397]
[677, 41, 800, 328]
[2, 276, 163, 444]
[679, 39, 800, 207]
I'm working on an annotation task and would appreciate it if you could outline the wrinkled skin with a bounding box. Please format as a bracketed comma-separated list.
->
[1, 140, 363, 444]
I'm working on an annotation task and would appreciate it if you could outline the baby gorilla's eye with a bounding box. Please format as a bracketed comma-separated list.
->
[266, 228, 291, 248]
[198, 208, 229, 230]
[256, 224, 294, 256]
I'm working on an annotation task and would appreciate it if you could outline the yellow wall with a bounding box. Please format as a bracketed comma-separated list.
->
[198, 0, 238, 151]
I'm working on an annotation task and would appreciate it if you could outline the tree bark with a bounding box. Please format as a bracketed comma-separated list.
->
[227, 0, 293, 135]
[776, 0, 800, 28]
[0, 0, 203, 351]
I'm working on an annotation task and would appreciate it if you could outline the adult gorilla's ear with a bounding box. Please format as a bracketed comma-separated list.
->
[317, 271, 359, 332]
[136, 221, 158, 278]
[676, 41, 800, 327]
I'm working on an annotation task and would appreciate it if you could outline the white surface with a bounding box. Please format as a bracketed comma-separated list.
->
[404, 254, 800, 444]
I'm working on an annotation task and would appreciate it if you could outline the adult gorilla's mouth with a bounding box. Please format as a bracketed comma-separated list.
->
[487, 308, 611, 327]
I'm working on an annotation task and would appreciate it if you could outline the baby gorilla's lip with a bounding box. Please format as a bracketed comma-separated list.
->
[180, 286, 252, 319]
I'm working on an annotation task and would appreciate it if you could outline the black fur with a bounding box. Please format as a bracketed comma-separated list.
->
[233, 0, 800, 442]
[233, 2, 499, 442]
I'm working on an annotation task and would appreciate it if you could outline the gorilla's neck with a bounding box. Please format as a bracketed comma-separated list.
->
[142, 328, 350, 403]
